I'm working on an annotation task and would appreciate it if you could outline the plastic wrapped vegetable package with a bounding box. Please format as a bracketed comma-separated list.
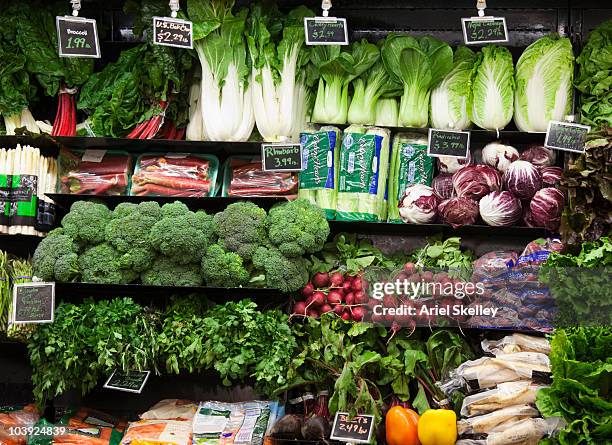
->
[388, 132, 434, 222]
[58, 148, 132, 195]
[222, 157, 297, 197]
[130, 154, 218, 197]
[336, 125, 391, 221]
[298, 127, 341, 218]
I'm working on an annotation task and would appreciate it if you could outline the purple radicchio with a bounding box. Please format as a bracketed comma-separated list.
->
[525, 187, 565, 231]
[503, 160, 543, 200]
[398, 184, 439, 224]
[453, 164, 502, 200]
[520, 145, 556, 167]
[437, 151, 473, 174]
[438, 197, 480, 228]
[479, 191, 522, 226]
[539, 166, 563, 187]
[432, 173, 454, 201]
[481, 142, 520, 173]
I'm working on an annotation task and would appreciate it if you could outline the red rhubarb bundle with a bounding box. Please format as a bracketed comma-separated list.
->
[58, 147, 131, 195]
[226, 158, 297, 197]
[130, 154, 217, 197]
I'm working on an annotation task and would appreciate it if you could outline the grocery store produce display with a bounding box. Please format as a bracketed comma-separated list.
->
[0, 1, 610, 445]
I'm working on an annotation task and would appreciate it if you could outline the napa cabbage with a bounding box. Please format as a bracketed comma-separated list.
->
[514, 34, 574, 132]
[469, 45, 515, 131]
[430, 46, 476, 130]
[381, 34, 453, 128]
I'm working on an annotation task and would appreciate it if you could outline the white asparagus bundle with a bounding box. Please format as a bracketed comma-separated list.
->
[0, 149, 7, 233]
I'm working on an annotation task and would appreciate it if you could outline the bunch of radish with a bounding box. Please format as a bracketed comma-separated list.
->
[291, 271, 371, 322]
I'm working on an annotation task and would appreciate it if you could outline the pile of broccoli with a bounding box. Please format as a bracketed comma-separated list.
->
[32, 199, 329, 292]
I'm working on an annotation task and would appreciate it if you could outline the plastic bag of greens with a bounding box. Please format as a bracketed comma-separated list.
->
[388, 132, 434, 222]
[298, 127, 341, 219]
[336, 126, 391, 221]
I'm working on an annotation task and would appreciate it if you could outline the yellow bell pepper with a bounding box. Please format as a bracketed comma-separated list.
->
[417, 409, 457, 445]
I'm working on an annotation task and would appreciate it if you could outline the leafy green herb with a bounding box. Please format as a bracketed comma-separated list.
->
[411, 236, 474, 280]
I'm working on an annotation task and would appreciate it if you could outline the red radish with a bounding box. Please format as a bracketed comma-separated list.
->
[330, 272, 344, 287]
[320, 304, 333, 314]
[308, 309, 319, 319]
[333, 304, 345, 316]
[305, 295, 315, 307]
[302, 283, 315, 297]
[352, 306, 365, 321]
[354, 291, 367, 305]
[293, 301, 307, 316]
[344, 292, 355, 306]
[383, 295, 396, 309]
[367, 298, 378, 309]
[371, 313, 384, 323]
[342, 281, 353, 293]
[312, 272, 330, 288]
[396, 272, 408, 281]
[352, 278, 363, 291]
[341, 311, 351, 321]
[310, 292, 326, 308]
[327, 290, 343, 306]
[403, 262, 416, 274]
[407, 273, 421, 283]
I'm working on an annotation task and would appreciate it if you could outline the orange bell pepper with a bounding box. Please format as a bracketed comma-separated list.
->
[386, 405, 420, 445]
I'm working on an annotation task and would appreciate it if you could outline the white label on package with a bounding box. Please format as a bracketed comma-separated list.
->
[81, 149, 107, 163]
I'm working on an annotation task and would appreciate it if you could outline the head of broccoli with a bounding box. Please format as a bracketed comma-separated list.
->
[161, 201, 190, 219]
[201, 244, 250, 288]
[251, 246, 309, 292]
[112, 202, 138, 219]
[61, 201, 112, 246]
[141, 257, 203, 287]
[32, 228, 80, 282]
[149, 210, 215, 265]
[266, 199, 330, 257]
[213, 202, 268, 260]
[78, 243, 138, 284]
[105, 202, 160, 272]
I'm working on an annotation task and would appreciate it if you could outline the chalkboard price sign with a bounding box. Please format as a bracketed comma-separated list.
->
[104, 370, 150, 394]
[427, 128, 471, 159]
[544, 121, 590, 153]
[330, 412, 374, 444]
[304, 17, 349, 45]
[11, 283, 55, 324]
[261, 143, 303, 172]
[153, 17, 193, 49]
[462, 17, 508, 45]
[56, 16, 101, 58]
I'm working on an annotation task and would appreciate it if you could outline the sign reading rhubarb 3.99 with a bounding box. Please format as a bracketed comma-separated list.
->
[56, 16, 101, 58]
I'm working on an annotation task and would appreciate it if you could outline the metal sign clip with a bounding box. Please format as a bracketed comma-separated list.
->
[169, 0, 180, 18]
[477, 0, 487, 17]
[322, 0, 332, 17]
[71, 0, 81, 17]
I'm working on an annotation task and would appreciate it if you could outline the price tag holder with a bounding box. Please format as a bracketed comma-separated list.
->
[153, 16, 193, 49]
[11, 282, 55, 324]
[330, 412, 374, 444]
[261, 143, 303, 172]
[104, 370, 150, 394]
[304, 17, 348, 45]
[544, 121, 590, 153]
[427, 129, 471, 159]
[462, 17, 508, 45]
[56, 16, 101, 58]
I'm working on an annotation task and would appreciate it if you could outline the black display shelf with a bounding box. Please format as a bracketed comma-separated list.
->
[55, 282, 286, 305]
[0, 234, 43, 257]
[329, 220, 549, 240]
[46, 193, 289, 212]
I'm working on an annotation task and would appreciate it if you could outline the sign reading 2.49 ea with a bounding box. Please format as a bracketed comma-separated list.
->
[11, 282, 55, 324]
[153, 17, 193, 49]
[56, 16, 101, 58]
[261, 143, 303, 172]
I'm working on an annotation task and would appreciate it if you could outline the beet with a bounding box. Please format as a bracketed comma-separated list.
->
[301, 415, 331, 440]
[342, 281, 352, 293]
[333, 304, 345, 316]
[354, 290, 367, 304]
[352, 306, 365, 321]
[341, 311, 351, 321]
[271, 414, 303, 439]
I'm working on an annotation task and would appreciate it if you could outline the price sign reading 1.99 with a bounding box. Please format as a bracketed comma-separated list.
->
[545, 121, 590, 153]
[56, 16, 101, 58]
[261, 143, 303, 172]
